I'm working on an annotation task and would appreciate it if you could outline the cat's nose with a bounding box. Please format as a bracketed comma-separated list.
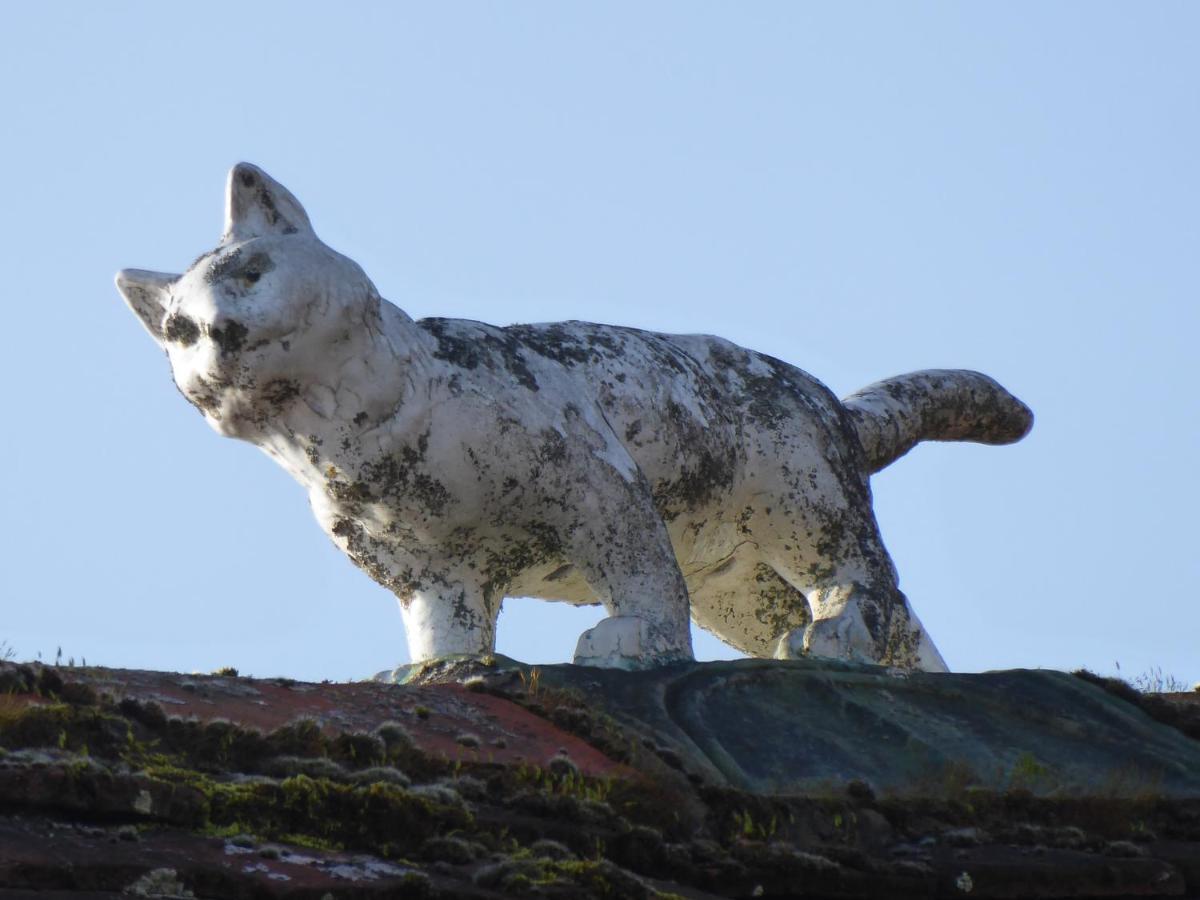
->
[208, 317, 250, 356]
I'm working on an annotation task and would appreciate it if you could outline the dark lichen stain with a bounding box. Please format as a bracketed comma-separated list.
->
[263, 378, 300, 407]
[353, 411, 370, 427]
[332, 517, 421, 601]
[236, 252, 275, 284]
[237, 169, 299, 234]
[327, 478, 373, 506]
[204, 248, 244, 284]
[204, 247, 277, 289]
[304, 436, 325, 466]
[419, 319, 539, 392]
[650, 401, 736, 519]
[210, 320, 249, 356]
[163, 312, 200, 347]
[507, 323, 601, 367]
[751, 563, 812, 639]
[653, 449, 734, 519]
[708, 344, 806, 432]
[339, 432, 451, 518]
[186, 375, 223, 414]
[536, 429, 569, 468]
[481, 524, 563, 605]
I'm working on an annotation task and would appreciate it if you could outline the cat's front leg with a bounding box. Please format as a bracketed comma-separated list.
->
[399, 570, 498, 662]
[549, 465, 694, 670]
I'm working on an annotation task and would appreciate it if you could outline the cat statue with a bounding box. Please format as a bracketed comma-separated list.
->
[117, 163, 1032, 672]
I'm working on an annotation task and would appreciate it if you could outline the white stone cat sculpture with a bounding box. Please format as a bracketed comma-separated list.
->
[117, 164, 1032, 671]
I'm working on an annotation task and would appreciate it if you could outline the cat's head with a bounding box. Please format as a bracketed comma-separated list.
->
[117, 163, 381, 437]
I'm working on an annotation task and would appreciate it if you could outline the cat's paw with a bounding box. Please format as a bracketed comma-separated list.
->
[574, 616, 690, 669]
[773, 611, 877, 665]
[574, 616, 648, 669]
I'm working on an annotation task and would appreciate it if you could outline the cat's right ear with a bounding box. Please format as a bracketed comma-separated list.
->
[224, 163, 314, 243]
[115, 269, 179, 345]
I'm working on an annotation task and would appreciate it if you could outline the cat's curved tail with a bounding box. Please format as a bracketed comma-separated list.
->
[842, 370, 1033, 475]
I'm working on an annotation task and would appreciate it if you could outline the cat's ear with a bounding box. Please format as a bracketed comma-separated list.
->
[115, 269, 179, 345]
[223, 162, 314, 242]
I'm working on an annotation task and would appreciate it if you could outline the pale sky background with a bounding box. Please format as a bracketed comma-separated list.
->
[1, 3, 1196, 686]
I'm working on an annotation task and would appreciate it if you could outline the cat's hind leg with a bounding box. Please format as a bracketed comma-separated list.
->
[756, 504, 948, 672]
[738, 458, 946, 671]
[687, 554, 812, 657]
[771, 576, 948, 672]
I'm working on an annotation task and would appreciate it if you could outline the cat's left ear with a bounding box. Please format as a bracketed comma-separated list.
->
[223, 162, 315, 242]
[115, 269, 179, 345]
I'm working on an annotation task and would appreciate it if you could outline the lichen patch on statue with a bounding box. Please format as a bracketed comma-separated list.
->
[117, 163, 1033, 672]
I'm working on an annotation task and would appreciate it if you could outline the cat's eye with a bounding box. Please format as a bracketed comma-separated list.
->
[231, 252, 273, 288]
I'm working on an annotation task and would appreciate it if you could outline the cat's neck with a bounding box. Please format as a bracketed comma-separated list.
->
[255, 299, 437, 480]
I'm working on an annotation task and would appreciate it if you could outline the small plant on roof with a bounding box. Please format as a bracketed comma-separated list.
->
[518, 667, 542, 698]
[1131, 666, 1189, 694]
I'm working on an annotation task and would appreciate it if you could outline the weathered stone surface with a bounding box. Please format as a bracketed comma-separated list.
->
[394, 657, 1200, 799]
[1, 660, 1199, 898]
[116, 163, 1032, 672]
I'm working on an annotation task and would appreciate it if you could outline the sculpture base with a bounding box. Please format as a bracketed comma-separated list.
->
[383, 655, 1200, 798]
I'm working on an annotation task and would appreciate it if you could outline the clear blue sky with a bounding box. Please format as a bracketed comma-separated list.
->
[1, 3, 1195, 686]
